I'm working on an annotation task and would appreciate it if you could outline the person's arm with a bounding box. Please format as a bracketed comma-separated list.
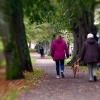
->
[50, 41, 55, 58]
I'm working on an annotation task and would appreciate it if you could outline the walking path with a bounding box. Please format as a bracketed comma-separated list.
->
[19, 53, 100, 100]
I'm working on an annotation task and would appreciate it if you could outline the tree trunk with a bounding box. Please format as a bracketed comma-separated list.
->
[10, 0, 33, 72]
[0, 0, 24, 79]
[70, 10, 95, 64]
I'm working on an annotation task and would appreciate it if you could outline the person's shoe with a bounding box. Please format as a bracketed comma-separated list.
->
[94, 76, 97, 82]
[61, 72, 65, 78]
[88, 78, 94, 82]
[56, 75, 60, 79]
[88, 80, 94, 82]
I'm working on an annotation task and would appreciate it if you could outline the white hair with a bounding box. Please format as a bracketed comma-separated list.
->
[87, 33, 94, 38]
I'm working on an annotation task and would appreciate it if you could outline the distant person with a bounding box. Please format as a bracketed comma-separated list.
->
[39, 46, 44, 58]
[50, 35, 69, 78]
[80, 33, 100, 82]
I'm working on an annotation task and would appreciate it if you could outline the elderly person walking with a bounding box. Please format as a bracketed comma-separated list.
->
[50, 35, 69, 78]
[81, 33, 100, 82]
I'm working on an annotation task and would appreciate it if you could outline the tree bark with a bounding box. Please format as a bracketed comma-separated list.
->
[70, 10, 95, 64]
[10, 0, 33, 72]
[0, 0, 24, 79]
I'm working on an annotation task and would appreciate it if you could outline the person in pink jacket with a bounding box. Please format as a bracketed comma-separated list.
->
[51, 35, 69, 78]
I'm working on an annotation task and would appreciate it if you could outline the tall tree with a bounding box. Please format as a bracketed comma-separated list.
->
[58, 0, 97, 61]
[22, 0, 99, 62]
[9, 0, 33, 72]
[0, 0, 24, 79]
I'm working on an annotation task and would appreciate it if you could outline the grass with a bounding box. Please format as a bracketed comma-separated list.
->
[0, 40, 4, 52]
[31, 57, 36, 64]
[97, 70, 100, 76]
[79, 66, 88, 72]
[78, 66, 100, 76]
[24, 68, 44, 86]
[0, 59, 6, 68]
[2, 89, 18, 100]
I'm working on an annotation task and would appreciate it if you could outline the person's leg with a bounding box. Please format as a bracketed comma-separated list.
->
[60, 60, 64, 72]
[55, 60, 60, 78]
[60, 60, 65, 78]
[87, 63, 94, 81]
[92, 63, 97, 81]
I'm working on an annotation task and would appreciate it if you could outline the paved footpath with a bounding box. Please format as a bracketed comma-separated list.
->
[19, 53, 100, 100]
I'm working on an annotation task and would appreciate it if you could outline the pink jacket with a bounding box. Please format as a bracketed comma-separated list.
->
[51, 36, 69, 60]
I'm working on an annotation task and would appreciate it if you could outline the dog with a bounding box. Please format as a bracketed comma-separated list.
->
[72, 58, 80, 78]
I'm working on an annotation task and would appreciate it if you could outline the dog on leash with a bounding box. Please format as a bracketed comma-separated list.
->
[72, 58, 80, 78]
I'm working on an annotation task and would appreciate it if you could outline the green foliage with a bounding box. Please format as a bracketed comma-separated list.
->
[0, 39, 6, 67]
[0, 39, 4, 52]
[23, 0, 55, 23]
[65, 56, 72, 65]
[2, 89, 18, 100]
[23, 0, 68, 32]
[24, 17, 54, 44]
[58, 0, 96, 32]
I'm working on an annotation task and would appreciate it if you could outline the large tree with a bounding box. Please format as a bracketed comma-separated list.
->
[9, 0, 33, 72]
[0, 0, 24, 79]
[58, 0, 98, 62]
[22, 0, 96, 60]
[0, 0, 34, 79]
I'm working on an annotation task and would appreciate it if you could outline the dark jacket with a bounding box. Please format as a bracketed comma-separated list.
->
[81, 38, 100, 63]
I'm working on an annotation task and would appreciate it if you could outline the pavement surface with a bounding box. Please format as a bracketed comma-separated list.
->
[19, 53, 100, 100]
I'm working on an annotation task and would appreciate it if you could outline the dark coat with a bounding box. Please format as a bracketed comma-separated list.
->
[39, 47, 44, 55]
[81, 38, 100, 63]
